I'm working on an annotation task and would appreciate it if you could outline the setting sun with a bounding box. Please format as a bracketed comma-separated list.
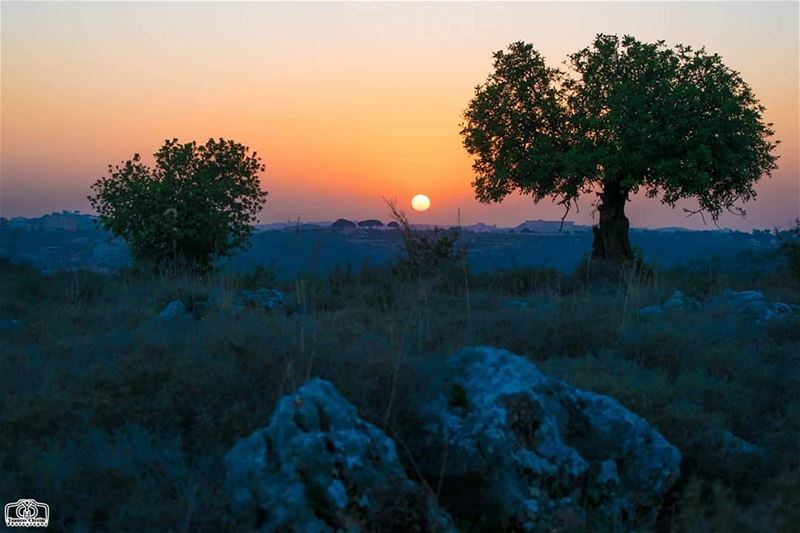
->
[411, 194, 431, 212]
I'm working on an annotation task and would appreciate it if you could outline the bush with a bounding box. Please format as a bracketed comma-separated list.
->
[385, 198, 465, 278]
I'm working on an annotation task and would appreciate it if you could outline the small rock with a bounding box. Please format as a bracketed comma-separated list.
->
[235, 288, 286, 312]
[662, 290, 685, 309]
[531, 302, 558, 313]
[720, 289, 764, 304]
[503, 298, 529, 309]
[638, 304, 662, 316]
[158, 300, 188, 320]
[639, 290, 700, 316]
[504, 299, 558, 312]
[720, 430, 758, 460]
[665, 290, 700, 310]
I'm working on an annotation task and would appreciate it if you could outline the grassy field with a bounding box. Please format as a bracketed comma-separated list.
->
[1, 250, 798, 531]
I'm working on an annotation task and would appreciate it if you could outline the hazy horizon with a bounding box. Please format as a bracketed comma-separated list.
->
[2, 1, 798, 230]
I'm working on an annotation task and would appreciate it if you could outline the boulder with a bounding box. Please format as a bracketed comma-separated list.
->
[720, 430, 758, 461]
[638, 290, 700, 316]
[663, 290, 700, 311]
[417, 347, 681, 531]
[158, 300, 189, 320]
[639, 289, 797, 322]
[225, 379, 454, 532]
[710, 289, 798, 322]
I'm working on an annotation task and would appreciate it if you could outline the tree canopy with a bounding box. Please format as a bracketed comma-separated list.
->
[88, 138, 267, 272]
[461, 35, 778, 262]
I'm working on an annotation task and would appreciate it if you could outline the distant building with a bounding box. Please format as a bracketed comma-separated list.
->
[42, 212, 78, 232]
[8, 211, 95, 232]
[8, 217, 34, 231]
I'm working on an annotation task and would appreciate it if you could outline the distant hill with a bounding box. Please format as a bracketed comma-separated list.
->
[513, 219, 592, 233]
[1, 214, 780, 277]
[5, 211, 96, 232]
[222, 226, 778, 280]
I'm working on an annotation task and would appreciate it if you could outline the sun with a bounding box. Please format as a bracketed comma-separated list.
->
[411, 194, 431, 212]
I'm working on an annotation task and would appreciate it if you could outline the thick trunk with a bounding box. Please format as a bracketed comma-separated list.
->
[591, 183, 633, 263]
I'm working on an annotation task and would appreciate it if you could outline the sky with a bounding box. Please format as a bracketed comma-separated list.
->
[1, 1, 798, 230]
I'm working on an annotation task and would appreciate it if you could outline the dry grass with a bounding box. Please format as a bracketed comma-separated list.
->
[0, 252, 798, 531]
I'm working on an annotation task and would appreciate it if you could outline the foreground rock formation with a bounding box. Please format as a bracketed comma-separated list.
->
[224, 350, 682, 531]
[417, 347, 681, 531]
[225, 379, 454, 532]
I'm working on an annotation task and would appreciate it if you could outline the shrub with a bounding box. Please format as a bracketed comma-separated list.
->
[385, 198, 465, 278]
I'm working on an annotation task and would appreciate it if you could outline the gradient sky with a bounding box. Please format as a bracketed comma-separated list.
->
[2, 1, 798, 229]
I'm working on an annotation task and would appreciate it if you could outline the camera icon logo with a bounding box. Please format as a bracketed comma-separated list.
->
[5, 499, 49, 528]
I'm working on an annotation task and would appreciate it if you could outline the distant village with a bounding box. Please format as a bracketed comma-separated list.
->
[0, 211, 128, 272]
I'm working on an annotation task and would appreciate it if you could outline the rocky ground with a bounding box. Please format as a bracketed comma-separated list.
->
[1, 250, 798, 531]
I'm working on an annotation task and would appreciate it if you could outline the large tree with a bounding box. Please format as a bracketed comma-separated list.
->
[461, 35, 778, 262]
[89, 138, 267, 272]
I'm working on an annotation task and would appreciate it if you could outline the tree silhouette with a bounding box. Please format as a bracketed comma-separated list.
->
[89, 138, 267, 272]
[461, 35, 778, 262]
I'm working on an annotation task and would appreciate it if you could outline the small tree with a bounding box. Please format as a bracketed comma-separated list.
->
[88, 138, 267, 272]
[385, 199, 465, 276]
[461, 35, 779, 263]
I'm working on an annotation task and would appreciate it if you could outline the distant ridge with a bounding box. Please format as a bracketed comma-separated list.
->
[3, 213, 741, 235]
[513, 220, 591, 233]
[251, 219, 711, 234]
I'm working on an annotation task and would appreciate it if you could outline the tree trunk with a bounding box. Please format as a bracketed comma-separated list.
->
[591, 182, 633, 262]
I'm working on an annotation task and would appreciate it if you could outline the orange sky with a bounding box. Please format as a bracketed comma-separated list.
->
[1, 1, 798, 229]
